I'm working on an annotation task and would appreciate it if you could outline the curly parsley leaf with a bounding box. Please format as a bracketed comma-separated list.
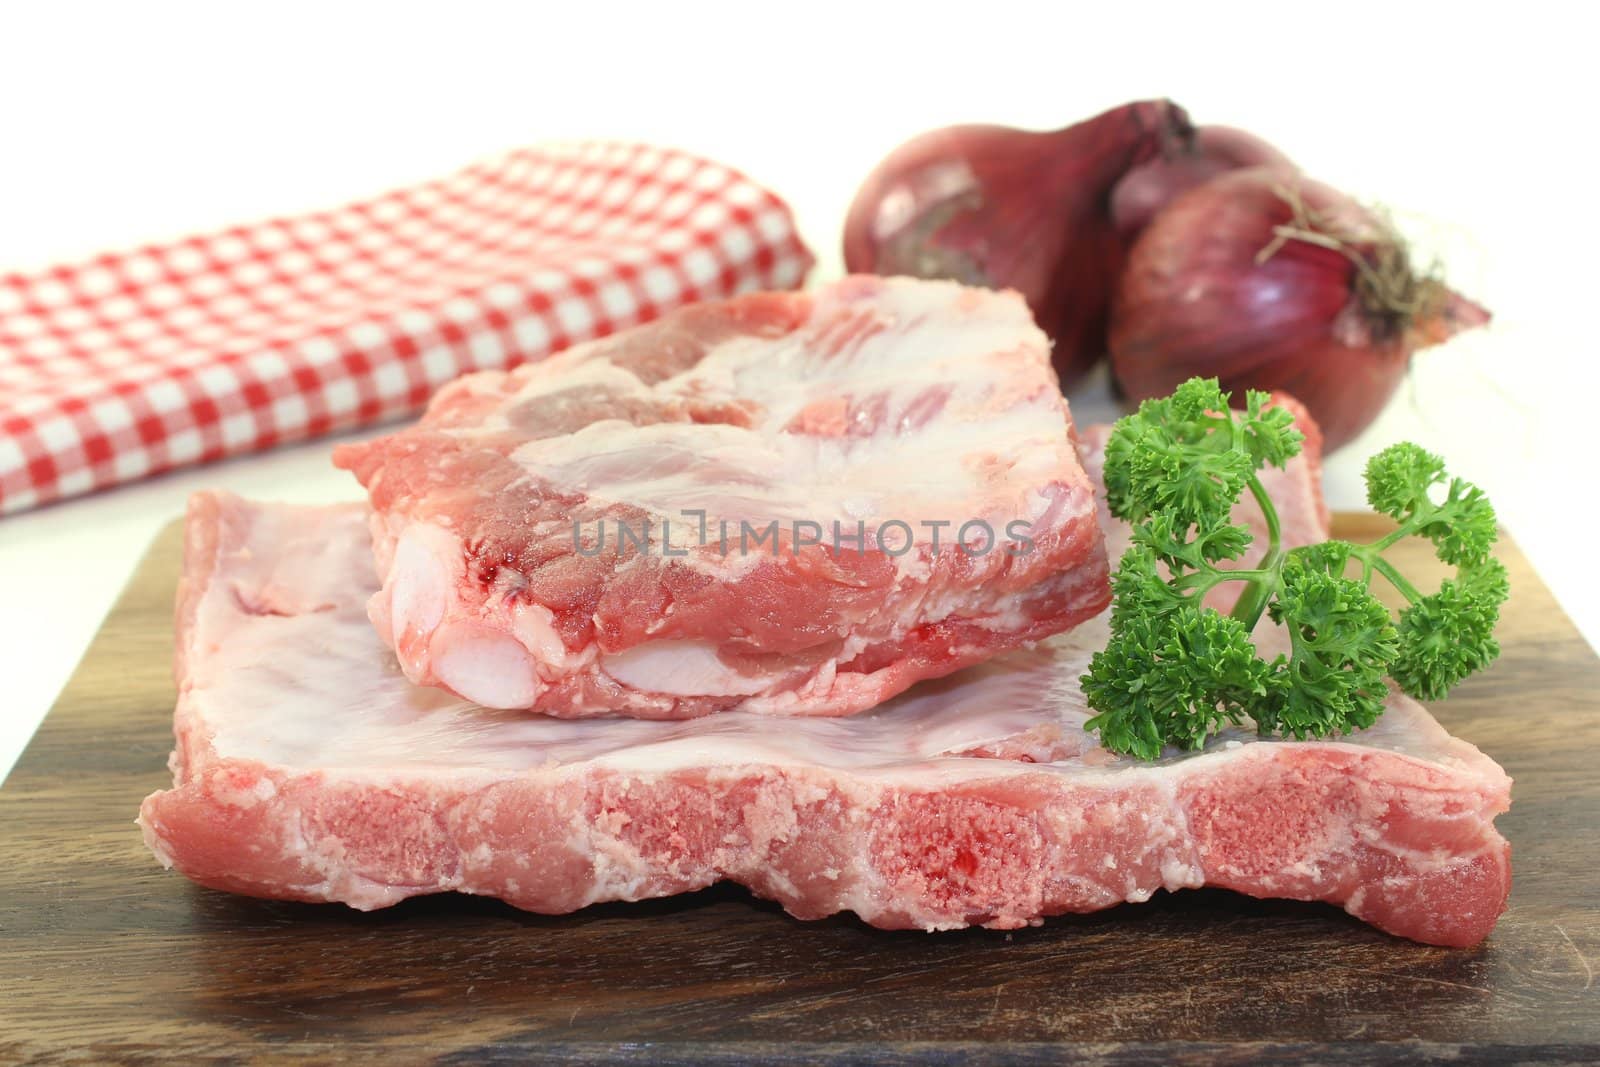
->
[1365, 442, 1499, 566]
[1390, 557, 1509, 701]
[1102, 377, 1300, 534]
[1261, 557, 1398, 739]
[1082, 378, 1508, 760]
[1082, 547, 1271, 761]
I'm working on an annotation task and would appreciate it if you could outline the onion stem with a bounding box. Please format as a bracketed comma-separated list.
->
[1254, 181, 1444, 340]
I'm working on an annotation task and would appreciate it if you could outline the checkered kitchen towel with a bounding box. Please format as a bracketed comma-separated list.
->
[0, 142, 813, 514]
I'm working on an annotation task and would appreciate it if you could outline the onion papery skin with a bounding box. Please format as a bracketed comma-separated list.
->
[1109, 168, 1490, 451]
[843, 100, 1193, 389]
[1110, 125, 1295, 242]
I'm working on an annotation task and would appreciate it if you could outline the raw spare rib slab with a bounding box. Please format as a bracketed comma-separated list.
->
[333, 276, 1109, 718]
[139, 491, 1512, 947]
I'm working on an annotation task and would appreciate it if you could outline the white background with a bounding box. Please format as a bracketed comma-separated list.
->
[1, 1, 1596, 782]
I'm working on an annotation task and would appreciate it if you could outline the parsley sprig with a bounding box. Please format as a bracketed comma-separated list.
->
[1082, 377, 1507, 760]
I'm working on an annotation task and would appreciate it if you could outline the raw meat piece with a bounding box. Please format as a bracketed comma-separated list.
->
[333, 276, 1109, 718]
[140, 492, 1512, 947]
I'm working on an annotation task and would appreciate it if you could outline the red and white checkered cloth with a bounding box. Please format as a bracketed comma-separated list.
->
[0, 142, 813, 515]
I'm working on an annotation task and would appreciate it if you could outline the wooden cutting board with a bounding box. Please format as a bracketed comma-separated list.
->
[2, 513, 1597, 1064]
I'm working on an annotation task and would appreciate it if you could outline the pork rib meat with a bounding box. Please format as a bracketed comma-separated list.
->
[333, 276, 1109, 718]
[139, 491, 1511, 947]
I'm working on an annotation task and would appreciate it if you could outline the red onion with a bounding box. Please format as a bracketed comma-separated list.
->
[842, 100, 1193, 388]
[1110, 125, 1295, 241]
[1109, 168, 1491, 450]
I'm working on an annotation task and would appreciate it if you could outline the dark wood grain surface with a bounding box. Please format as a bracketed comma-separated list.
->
[1, 513, 1596, 1064]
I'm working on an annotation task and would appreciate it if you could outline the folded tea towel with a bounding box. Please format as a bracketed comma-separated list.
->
[0, 142, 812, 514]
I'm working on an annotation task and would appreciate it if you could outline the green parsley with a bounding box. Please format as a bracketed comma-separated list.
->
[1082, 377, 1508, 760]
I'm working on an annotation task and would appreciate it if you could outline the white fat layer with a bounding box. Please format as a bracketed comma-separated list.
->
[390, 527, 450, 642]
[190, 500, 1506, 786]
[601, 640, 772, 697]
[512, 410, 1065, 528]
[430, 623, 540, 710]
[497, 278, 1077, 531]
